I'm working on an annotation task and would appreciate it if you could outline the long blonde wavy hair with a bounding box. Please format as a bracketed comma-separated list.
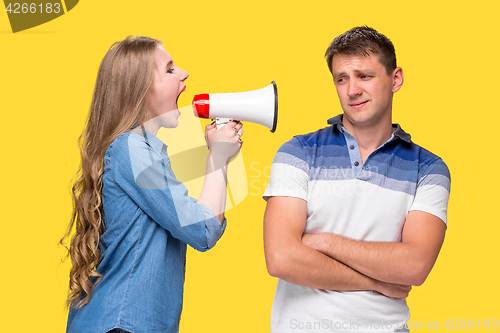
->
[60, 36, 160, 308]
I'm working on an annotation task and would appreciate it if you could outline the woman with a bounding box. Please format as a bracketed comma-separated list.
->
[60, 36, 243, 333]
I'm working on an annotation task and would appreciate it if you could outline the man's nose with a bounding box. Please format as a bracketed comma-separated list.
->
[347, 80, 362, 97]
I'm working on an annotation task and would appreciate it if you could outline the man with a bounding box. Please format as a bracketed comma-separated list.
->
[263, 26, 450, 333]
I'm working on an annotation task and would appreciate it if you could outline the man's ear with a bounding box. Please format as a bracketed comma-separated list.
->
[392, 67, 404, 93]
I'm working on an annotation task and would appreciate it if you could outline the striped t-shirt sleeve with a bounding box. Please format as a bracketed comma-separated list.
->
[263, 137, 310, 202]
[409, 157, 451, 225]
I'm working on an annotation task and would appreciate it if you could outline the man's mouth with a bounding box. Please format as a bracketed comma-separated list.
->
[350, 100, 368, 108]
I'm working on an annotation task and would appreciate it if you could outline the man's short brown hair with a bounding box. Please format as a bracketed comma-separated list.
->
[325, 26, 397, 75]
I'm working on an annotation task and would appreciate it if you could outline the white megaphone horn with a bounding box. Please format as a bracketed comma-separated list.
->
[192, 81, 278, 133]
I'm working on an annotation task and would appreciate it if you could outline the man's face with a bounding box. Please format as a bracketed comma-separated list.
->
[331, 53, 402, 130]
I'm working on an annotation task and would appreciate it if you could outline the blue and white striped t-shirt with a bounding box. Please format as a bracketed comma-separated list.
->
[263, 114, 450, 333]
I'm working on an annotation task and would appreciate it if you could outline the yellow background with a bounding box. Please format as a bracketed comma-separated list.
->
[1, 0, 499, 332]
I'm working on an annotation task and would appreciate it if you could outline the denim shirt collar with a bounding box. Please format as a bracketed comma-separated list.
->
[134, 125, 167, 156]
[327, 114, 412, 143]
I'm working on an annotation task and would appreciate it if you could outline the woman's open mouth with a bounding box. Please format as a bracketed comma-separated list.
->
[176, 85, 186, 107]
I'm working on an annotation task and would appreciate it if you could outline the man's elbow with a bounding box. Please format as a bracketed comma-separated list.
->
[265, 248, 291, 279]
[406, 262, 434, 286]
[407, 273, 427, 287]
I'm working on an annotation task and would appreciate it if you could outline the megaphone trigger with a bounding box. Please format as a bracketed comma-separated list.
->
[192, 81, 278, 133]
[215, 118, 232, 129]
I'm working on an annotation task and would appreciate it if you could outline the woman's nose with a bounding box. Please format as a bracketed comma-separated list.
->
[177, 67, 189, 81]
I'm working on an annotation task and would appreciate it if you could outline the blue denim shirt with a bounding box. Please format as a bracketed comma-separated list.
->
[66, 129, 226, 333]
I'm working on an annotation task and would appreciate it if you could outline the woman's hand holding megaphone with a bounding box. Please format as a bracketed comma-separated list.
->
[205, 120, 243, 169]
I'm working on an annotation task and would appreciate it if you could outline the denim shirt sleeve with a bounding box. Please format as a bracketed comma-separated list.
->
[108, 132, 226, 251]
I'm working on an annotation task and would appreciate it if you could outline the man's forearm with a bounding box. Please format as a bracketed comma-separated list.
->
[302, 211, 446, 286]
[267, 237, 375, 290]
[303, 233, 418, 284]
[266, 236, 411, 298]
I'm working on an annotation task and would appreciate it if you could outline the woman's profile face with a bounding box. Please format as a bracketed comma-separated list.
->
[147, 45, 189, 129]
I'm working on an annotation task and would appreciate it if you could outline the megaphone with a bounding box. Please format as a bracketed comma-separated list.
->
[192, 81, 278, 133]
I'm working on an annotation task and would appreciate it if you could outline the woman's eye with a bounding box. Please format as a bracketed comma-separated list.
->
[167, 67, 175, 74]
